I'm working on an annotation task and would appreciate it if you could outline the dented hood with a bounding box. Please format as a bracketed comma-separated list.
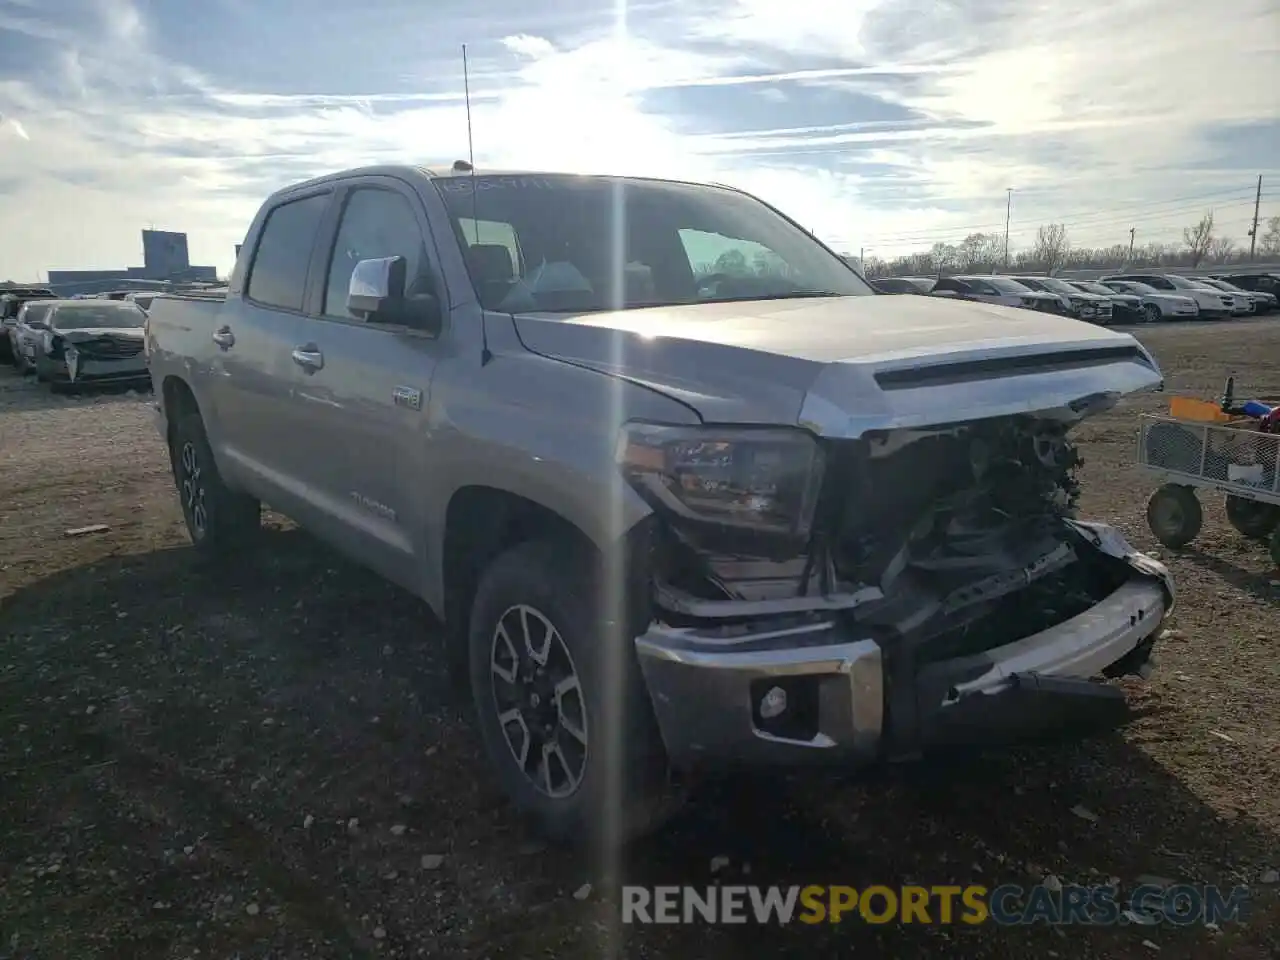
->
[511, 294, 1162, 436]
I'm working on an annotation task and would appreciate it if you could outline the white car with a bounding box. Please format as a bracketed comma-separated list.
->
[930, 275, 1067, 314]
[1099, 281, 1200, 322]
[1195, 278, 1265, 315]
[1102, 274, 1236, 318]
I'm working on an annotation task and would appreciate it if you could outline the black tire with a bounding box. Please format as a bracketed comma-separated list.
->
[1143, 303, 1162, 323]
[168, 411, 261, 558]
[467, 539, 677, 847]
[1146, 484, 1203, 548]
[1270, 526, 1280, 569]
[48, 379, 72, 395]
[1225, 495, 1280, 540]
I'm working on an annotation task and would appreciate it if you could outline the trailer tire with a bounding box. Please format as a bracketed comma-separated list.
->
[1147, 484, 1202, 549]
[1225, 495, 1280, 541]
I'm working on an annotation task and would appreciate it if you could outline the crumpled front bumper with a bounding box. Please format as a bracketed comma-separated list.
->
[633, 521, 1174, 771]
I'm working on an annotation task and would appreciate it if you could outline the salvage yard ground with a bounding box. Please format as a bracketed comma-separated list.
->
[2, 320, 1279, 959]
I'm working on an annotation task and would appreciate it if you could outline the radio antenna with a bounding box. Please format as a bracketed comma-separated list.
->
[461, 43, 492, 365]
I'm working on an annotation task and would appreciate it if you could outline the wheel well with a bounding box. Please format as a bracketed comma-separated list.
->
[442, 487, 595, 641]
[161, 376, 199, 439]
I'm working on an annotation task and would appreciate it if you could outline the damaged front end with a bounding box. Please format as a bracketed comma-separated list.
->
[621, 412, 1173, 771]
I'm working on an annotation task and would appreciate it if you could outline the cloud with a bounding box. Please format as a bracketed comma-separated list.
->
[0, 0, 1276, 281]
[500, 33, 556, 60]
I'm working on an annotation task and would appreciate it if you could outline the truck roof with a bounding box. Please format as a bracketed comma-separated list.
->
[267, 164, 744, 204]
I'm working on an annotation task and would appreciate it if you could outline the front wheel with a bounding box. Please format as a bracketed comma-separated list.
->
[467, 539, 677, 846]
[1147, 484, 1203, 548]
[1225, 495, 1280, 540]
[1143, 303, 1162, 323]
[168, 411, 261, 558]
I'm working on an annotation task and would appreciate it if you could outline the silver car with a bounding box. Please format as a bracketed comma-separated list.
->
[10, 300, 57, 372]
[32, 300, 149, 393]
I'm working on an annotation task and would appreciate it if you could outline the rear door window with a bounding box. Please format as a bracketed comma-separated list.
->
[246, 193, 330, 312]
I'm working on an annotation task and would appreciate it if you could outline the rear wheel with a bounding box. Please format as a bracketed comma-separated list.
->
[467, 539, 677, 847]
[1225, 495, 1280, 540]
[168, 411, 261, 558]
[1143, 303, 1162, 323]
[1147, 484, 1202, 548]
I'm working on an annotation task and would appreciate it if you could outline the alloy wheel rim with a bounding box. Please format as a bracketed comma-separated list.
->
[180, 441, 208, 536]
[489, 603, 589, 799]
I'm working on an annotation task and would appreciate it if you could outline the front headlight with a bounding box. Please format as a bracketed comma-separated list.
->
[616, 423, 826, 539]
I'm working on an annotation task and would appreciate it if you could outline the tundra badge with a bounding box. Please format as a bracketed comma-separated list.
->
[393, 386, 422, 410]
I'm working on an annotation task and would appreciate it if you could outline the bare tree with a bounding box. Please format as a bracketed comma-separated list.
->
[862, 255, 888, 278]
[928, 242, 957, 275]
[956, 232, 1004, 272]
[1207, 236, 1236, 263]
[1261, 215, 1280, 258]
[1182, 211, 1215, 267]
[1032, 223, 1070, 274]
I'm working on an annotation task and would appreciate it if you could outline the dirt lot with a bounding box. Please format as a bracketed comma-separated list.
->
[2, 322, 1279, 959]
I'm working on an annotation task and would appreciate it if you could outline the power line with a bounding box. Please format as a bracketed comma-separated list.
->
[847, 196, 1272, 247]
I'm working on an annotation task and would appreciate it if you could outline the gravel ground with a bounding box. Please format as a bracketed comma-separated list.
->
[1, 321, 1279, 959]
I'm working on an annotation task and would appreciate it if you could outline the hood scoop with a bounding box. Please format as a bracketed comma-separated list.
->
[873, 345, 1146, 391]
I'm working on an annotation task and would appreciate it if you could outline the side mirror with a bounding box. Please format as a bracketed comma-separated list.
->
[347, 256, 441, 332]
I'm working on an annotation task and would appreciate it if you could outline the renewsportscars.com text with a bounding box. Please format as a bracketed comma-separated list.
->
[621, 884, 1249, 927]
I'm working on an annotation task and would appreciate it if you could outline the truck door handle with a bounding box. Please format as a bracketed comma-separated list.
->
[291, 344, 324, 373]
[212, 327, 235, 349]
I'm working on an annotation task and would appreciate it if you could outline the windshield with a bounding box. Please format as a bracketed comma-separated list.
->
[1074, 281, 1116, 296]
[980, 276, 1035, 294]
[434, 174, 874, 313]
[1168, 276, 1214, 291]
[51, 303, 145, 329]
[1114, 281, 1157, 295]
[19, 302, 53, 325]
[1035, 277, 1084, 295]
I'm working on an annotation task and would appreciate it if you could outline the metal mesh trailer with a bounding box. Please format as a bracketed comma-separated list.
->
[1137, 414, 1280, 565]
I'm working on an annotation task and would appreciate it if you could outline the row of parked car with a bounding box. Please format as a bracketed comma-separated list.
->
[869, 271, 1280, 325]
[0, 288, 150, 393]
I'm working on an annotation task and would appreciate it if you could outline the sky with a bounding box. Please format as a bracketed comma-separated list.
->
[0, 0, 1277, 281]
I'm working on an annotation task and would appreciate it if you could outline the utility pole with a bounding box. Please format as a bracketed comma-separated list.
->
[859, 246, 865, 273]
[1247, 174, 1262, 260]
[1128, 227, 1135, 263]
[1003, 188, 1013, 269]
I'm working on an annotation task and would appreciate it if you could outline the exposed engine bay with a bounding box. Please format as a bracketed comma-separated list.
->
[647, 415, 1135, 654]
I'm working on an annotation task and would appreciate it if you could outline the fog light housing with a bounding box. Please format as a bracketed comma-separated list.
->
[759, 685, 787, 720]
[751, 676, 820, 741]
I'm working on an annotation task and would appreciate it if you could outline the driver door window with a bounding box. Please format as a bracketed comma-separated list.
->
[323, 188, 432, 323]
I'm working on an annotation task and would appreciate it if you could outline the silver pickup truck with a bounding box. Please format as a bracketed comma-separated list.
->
[145, 164, 1175, 842]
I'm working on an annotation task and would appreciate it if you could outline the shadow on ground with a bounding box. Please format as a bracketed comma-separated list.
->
[1, 531, 1277, 959]
[1180, 545, 1280, 606]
